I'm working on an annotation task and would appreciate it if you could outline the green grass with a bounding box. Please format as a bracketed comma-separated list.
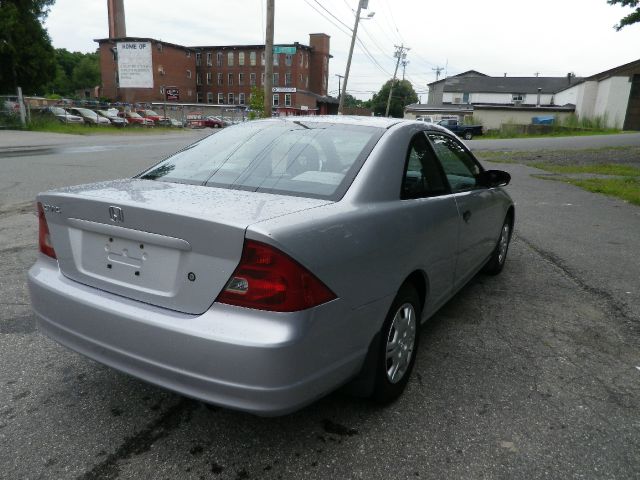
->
[567, 177, 640, 206]
[530, 163, 640, 176]
[530, 162, 640, 206]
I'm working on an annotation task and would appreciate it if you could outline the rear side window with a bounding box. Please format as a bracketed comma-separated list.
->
[427, 133, 481, 192]
[140, 121, 383, 200]
[402, 133, 448, 199]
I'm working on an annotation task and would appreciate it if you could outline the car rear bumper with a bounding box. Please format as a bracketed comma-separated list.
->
[28, 256, 369, 415]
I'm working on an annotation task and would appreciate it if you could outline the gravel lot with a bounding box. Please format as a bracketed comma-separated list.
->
[476, 146, 640, 167]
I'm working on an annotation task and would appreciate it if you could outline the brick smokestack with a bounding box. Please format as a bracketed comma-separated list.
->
[107, 0, 126, 38]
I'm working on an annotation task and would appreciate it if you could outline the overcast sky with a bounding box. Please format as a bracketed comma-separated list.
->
[44, 0, 640, 101]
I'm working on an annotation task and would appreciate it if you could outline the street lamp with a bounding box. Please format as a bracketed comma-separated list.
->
[338, 1, 375, 114]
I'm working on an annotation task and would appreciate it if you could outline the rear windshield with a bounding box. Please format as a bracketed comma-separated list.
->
[139, 120, 383, 200]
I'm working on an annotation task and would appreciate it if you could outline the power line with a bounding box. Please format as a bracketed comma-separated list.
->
[310, 0, 353, 32]
[302, 0, 352, 38]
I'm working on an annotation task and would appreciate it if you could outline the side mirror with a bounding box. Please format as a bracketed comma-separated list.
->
[479, 169, 511, 188]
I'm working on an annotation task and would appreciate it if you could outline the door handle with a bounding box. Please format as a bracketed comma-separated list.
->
[463, 210, 472, 222]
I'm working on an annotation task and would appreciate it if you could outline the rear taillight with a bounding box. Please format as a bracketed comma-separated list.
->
[37, 202, 56, 259]
[216, 240, 336, 312]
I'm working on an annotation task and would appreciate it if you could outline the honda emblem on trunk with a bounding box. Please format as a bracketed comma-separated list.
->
[108, 206, 124, 223]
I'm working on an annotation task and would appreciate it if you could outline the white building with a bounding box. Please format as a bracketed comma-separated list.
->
[555, 59, 640, 130]
[408, 61, 640, 131]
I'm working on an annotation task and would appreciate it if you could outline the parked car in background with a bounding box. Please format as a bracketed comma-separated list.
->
[97, 109, 127, 127]
[415, 115, 435, 123]
[203, 116, 226, 128]
[169, 118, 184, 128]
[28, 116, 513, 416]
[67, 107, 111, 126]
[119, 111, 154, 126]
[136, 109, 171, 126]
[437, 119, 483, 140]
[38, 106, 85, 124]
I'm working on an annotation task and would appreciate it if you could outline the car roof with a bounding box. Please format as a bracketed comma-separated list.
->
[255, 115, 456, 133]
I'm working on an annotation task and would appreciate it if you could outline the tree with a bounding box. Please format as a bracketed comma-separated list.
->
[369, 79, 419, 118]
[44, 49, 100, 96]
[0, 0, 57, 94]
[248, 86, 265, 119]
[608, 0, 640, 30]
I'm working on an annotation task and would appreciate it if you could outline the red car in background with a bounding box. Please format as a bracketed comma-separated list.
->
[136, 109, 171, 126]
[202, 116, 226, 128]
[119, 111, 154, 126]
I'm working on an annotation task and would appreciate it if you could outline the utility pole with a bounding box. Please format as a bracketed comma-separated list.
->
[432, 66, 444, 82]
[335, 74, 344, 101]
[339, 0, 367, 114]
[385, 44, 409, 117]
[401, 59, 409, 81]
[264, 0, 275, 117]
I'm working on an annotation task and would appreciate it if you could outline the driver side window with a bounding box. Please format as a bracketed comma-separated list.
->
[428, 133, 480, 193]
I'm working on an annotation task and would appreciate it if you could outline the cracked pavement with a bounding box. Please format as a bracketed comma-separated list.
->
[0, 132, 638, 479]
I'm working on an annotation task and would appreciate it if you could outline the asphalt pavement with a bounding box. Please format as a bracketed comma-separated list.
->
[0, 131, 638, 479]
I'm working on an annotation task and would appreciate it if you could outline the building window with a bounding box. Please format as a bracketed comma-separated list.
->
[187, 89, 193, 97]
[299, 73, 303, 85]
[239, 51, 245, 66]
[261, 72, 265, 85]
[273, 94, 279, 106]
[206, 72, 212, 85]
[227, 51, 234, 67]
[273, 53, 279, 66]
[186, 50, 191, 58]
[195, 52, 201, 66]
[250, 72, 256, 86]
[187, 69, 192, 79]
[228, 73, 233, 86]
[512, 93, 524, 102]
[228, 92, 235, 104]
[238, 73, 244, 86]
[285, 73, 292, 87]
[261, 51, 265, 66]
[299, 52, 304, 67]
[218, 93, 224, 104]
[250, 51, 256, 66]
[217, 73, 223, 86]
[196, 73, 202, 85]
[216, 52, 223, 67]
[206, 52, 212, 66]
[285, 54, 293, 66]
[207, 92, 214, 104]
[284, 93, 291, 107]
[306, 76, 309, 88]
[239, 92, 245, 105]
[197, 92, 203, 103]
[157, 43, 163, 52]
[305, 52, 309, 68]
[273, 73, 279, 86]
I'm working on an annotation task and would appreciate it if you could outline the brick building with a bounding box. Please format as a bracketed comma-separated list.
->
[95, 33, 337, 115]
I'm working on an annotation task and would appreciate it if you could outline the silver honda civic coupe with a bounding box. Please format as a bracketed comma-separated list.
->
[28, 116, 514, 415]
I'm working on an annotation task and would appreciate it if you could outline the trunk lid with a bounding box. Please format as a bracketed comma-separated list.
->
[39, 179, 331, 314]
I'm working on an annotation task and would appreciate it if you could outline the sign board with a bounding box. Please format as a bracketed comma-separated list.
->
[165, 87, 180, 101]
[273, 46, 296, 55]
[273, 87, 296, 93]
[117, 42, 153, 88]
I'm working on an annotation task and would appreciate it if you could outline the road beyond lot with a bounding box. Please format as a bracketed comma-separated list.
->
[1, 131, 639, 479]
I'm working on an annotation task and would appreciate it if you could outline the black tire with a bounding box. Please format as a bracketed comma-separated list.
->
[372, 284, 421, 404]
[463, 130, 473, 140]
[483, 215, 512, 275]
